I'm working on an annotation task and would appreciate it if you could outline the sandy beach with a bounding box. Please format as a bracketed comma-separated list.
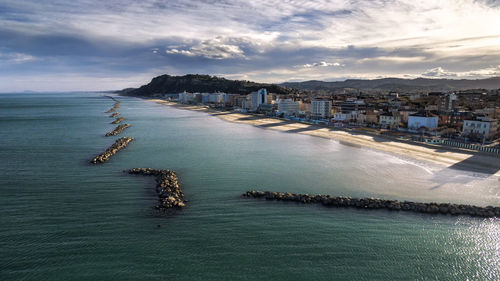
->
[149, 99, 500, 176]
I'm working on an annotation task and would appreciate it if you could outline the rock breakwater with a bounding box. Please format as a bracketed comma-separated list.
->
[242, 191, 499, 218]
[111, 117, 125, 124]
[126, 168, 186, 210]
[105, 95, 119, 102]
[105, 124, 131, 136]
[105, 101, 121, 113]
[91, 137, 134, 164]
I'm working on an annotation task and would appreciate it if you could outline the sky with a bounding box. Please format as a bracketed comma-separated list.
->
[1, 0, 500, 92]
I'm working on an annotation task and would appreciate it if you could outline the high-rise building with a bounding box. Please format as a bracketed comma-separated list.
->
[250, 88, 268, 111]
[311, 99, 332, 119]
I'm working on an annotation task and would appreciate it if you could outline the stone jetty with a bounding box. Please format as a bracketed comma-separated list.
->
[242, 190, 499, 218]
[105, 95, 119, 102]
[126, 168, 186, 210]
[91, 137, 134, 164]
[111, 117, 125, 124]
[109, 112, 120, 118]
[105, 124, 131, 136]
[105, 101, 121, 113]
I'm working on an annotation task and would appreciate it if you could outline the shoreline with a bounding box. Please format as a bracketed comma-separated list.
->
[146, 98, 500, 176]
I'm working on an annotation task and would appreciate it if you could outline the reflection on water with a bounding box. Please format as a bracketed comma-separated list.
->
[451, 218, 500, 279]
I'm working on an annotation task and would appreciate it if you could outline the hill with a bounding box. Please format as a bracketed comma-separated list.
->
[281, 77, 500, 93]
[117, 74, 296, 96]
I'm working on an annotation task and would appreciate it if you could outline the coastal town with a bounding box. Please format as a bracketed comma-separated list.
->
[161, 88, 500, 153]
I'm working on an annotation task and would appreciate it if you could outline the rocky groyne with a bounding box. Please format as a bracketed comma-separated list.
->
[126, 168, 186, 210]
[105, 101, 121, 113]
[91, 137, 134, 164]
[111, 117, 125, 124]
[242, 191, 499, 218]
[105, 95, 119, 102]
[109, 112, 120, 118]
[105, 124, 131, 136]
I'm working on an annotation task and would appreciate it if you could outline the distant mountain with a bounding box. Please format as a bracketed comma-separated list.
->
[117, 75, 500, 97]
[117, 74, 296, 96]
[280, 77, 500, 93]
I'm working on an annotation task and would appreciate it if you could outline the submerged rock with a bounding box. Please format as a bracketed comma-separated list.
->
[242, 190, 499, 218]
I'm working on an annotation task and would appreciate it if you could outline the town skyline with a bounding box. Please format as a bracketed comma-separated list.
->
[1, 0, 500, 92]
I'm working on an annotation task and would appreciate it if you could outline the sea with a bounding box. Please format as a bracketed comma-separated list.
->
[0, 92, 499, 280]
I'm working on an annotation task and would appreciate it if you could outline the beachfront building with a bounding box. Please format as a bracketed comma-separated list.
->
[277, 99, 300, 116]
[462, 119, 498, 141]
[223, 93, 238, 107]
[249, 88, 268, 111]
[333, 112, 350, 122]
[399, 110, 418, 124]
[298, 102, 311, 116]
[379, 113, 401, 129]
[200, 92, 225, 104]
[300, 102, 311, 112]
[311, 99, 332, 119]
[408, 113, 438, 130]
[360, 110, 379, 125]
[209, 92, 224, 103]
[178, 91, 196, 104]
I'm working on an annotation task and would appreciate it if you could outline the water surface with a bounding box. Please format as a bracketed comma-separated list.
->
[0, 92, 498, 280]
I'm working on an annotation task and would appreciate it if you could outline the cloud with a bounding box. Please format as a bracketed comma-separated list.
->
[166, 37, 246, 60]
[422, 67, 458, 78]
[0, 0, 500, 91]
[0, 52, 37, 64]
[422, 66, 500, 78]
[296, 61, 344, 68]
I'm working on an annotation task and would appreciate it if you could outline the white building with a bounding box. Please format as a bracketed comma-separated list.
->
[379, 114, 401, 129]
[201, 93, 210, 103]
[408, 114, 438, 130]
[447, 93, 457, 111]
[178, 92, 195, 104]
[277, 99, 300, 116]
[311, 99, 332, 119]
[462, 119, 498, 140]
[208, 92, 224, 103]
[249, 88, 268, 111]
[333, 112, 351, 122]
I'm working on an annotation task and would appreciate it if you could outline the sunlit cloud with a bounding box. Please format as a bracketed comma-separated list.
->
[0, 0, 499, 91]
[422, 66, 500, 79]
[166, 37, 246, 60]
[296, 61, 345, 68]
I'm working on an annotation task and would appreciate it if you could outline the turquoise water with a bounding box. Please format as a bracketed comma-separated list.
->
[0, 92, 499, 280]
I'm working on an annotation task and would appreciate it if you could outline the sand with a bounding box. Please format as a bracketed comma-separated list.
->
[149, 99, 500, 176]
